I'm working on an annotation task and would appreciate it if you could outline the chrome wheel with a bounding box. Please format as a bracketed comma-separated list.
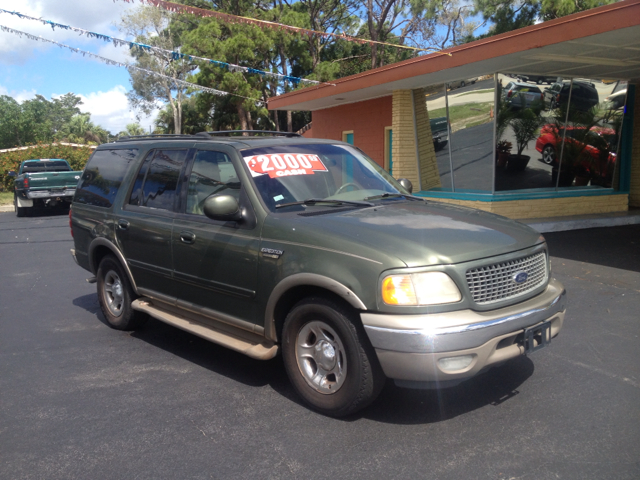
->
[295, 320, 347, 394]
[542, 145, 556, 165]
[103, 270, 125, 317]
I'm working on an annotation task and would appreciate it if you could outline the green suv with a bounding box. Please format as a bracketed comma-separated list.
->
[70, 131, 566, 416]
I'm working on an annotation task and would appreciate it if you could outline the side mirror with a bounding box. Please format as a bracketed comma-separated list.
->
[8, 171, 16, 177]
[203, 194, 243, 222]
[397, 178, 413, 194]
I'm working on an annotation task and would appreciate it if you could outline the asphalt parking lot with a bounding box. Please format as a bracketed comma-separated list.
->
[1, 210, 639, 479]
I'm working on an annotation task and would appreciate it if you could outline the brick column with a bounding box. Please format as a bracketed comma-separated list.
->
[630, 84, 640, 207]
[391, 89, 441, 191]
[413, 88, 442, 190]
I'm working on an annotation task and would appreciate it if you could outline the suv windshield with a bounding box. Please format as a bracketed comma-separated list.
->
[241, 144, 404, 211]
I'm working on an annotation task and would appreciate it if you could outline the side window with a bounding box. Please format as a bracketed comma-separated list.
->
[128, 152, 154, 206]
[186, 150, 241, 216]
[75, 149, 138, 208]
[135, 149, 188, 211]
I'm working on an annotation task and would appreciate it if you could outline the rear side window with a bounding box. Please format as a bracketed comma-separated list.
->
[128, 149, 189, 211]
[74, 149, 138, 208]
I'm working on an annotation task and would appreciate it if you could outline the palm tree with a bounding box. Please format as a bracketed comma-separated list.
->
[56, 114, 108, 144]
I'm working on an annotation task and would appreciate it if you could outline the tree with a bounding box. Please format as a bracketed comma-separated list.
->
[56, 114, 108, 144]
[120, 5, 195, 134]
[471, 0, 616, 39]
[0, 93, 84, 149]
[0, 95, 29, 148]
[119, 123, 147, 137]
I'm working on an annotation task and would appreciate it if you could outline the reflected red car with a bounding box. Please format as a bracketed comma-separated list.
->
[536, 124, 616, 171]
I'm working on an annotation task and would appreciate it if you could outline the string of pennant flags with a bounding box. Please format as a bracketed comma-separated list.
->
[115, 0, 446, 54]
[0, 8, 332, 86]
[0, 24, 265, 106]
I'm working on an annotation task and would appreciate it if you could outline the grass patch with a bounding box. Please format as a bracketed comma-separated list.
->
[429, 102, 494, 131]
[429, 102, 493, 123]
[0, 191, 13, 206]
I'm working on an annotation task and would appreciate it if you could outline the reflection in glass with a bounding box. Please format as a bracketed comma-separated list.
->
[551, 79, 624, 189]
[141, 149, 188, 210]
[75, 149, 138, 208]
[494, 74, 626, 191]
[441, 78, 495, 191]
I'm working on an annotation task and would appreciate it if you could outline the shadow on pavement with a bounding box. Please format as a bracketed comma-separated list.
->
[358, 357, 533, 424]
[74, 291, 534, 424]
[544, 224, 640, 273]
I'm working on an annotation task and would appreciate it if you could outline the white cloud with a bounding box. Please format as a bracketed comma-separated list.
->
[0, 84, 37, 102]
[74, 85, 158, 134]
[0, 0, 134, 64]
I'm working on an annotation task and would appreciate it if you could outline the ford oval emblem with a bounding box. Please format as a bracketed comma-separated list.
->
[513, 271, 528, 284]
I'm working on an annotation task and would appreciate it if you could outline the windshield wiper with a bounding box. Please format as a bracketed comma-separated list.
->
[275, 198, 374, 209]
[364, 193, 423, 201]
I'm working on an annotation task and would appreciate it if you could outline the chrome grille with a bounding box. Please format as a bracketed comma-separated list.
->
[466, 252, 548, 305]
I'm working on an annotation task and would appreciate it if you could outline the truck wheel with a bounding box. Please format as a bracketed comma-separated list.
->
[97, 255, 147, 330]
[542, 144, 556, 165]
[14, 194, 27, 217]
[281, 297, 385, 417]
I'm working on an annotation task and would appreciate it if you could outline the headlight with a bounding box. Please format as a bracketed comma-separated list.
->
[381, 272, 461, 306]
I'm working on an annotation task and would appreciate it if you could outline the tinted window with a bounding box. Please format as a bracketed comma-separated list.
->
[128, 152, 154, 206]
[74, 149, 138, 208]
[186, 151, 241, 215]
[140, 149, 188, 211]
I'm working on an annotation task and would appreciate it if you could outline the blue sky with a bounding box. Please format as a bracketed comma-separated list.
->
[0, 0, 154, 133]
[0, 1, 489, 135]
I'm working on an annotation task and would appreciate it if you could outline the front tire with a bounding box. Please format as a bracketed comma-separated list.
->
[97, 255, 147, 330]
[282, 297, 385, 417]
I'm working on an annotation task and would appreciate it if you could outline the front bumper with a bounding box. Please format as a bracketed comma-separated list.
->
[361, 278, 566, 385]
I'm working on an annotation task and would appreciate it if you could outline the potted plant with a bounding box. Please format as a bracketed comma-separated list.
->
[551, 104, 602, 187]
[496, 140, 512, 167]
[507, 108, 541, 171]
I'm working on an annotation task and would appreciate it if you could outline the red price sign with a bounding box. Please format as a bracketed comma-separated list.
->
[244, 153, 328, 178]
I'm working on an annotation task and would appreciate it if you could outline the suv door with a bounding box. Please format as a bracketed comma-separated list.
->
[171, 148, 261, 325]
[116, 147, 191, 301]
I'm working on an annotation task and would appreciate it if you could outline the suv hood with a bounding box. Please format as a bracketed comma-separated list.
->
[265, 200, 542, 268]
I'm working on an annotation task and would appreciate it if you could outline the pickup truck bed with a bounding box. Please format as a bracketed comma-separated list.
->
[11, 159, 82, 217]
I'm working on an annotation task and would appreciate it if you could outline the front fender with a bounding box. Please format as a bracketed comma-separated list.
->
[263, 273, 367, 342]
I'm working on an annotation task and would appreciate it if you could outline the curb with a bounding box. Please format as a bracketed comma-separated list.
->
[0, 204, 13, 212]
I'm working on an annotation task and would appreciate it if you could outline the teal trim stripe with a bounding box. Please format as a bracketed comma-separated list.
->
[416, 188, 625, 202]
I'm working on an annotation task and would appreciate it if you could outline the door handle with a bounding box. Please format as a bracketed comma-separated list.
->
[180, 231, 196, 244]
[118, 219, 130, 230]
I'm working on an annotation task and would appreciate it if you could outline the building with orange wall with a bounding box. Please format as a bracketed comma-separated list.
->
[269, 0, 640, 221]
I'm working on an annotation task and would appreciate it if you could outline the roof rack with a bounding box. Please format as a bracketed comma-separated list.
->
[196, 130, 301, 138]
[115, 134, 196, 142]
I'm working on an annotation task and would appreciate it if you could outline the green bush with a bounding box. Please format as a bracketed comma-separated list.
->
[0, 143, 95, 190]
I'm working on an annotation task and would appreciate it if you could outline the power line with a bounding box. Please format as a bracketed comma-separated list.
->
[115, 0, 445, 54]
[0, 8, 333, 86]
[0, 24, 264, 105]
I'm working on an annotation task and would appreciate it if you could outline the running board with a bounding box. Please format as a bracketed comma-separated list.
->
[131, 299, 278, 360]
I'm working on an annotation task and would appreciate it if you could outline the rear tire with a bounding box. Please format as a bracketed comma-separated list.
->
[97, 255, 147, 330]
[282, 297, 385, 417]
[14, 194, 27, 217]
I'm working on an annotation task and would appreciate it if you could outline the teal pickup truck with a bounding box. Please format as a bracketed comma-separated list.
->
[430, 116, 449, 150]
[10, 159, 82, 217]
